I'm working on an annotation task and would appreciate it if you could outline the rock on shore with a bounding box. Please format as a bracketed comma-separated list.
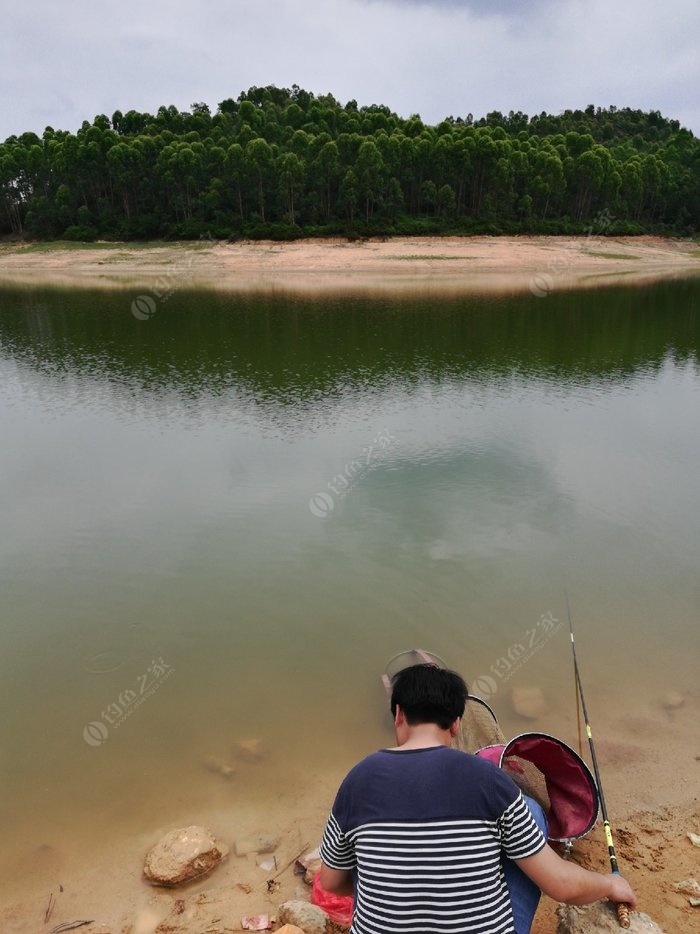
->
[556, 900, 664, 932]
[144, 825, 229, 886]
[278, 899, 329, 934]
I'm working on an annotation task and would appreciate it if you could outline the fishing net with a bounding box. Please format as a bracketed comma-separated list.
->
[476, 734, 598, 842]
[383, 648, 450, 684]
[382, 650, 599, 844]
[383, 649, 505, 748]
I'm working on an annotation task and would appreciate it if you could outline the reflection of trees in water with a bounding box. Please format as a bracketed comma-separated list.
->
[0, 280, 698, 420]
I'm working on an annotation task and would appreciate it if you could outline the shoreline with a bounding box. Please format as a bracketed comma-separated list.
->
[1, 235, 699, 295]
[2, 704, 698, 934]
[2, 780, 697, 933]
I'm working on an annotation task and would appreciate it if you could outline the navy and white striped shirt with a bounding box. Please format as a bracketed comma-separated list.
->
[320, 746, 546, 934]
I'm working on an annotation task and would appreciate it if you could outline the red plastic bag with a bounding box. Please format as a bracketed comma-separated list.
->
[311, 870, 354, 926]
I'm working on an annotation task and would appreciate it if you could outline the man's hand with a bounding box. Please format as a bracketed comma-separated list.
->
[607, 872, 636, 908]
[517, 844, 638, 909]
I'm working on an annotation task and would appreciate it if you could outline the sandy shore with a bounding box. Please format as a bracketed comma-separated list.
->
[1, 235, 699, 295]
[2, 696, 698, 934]
[2, 789, 697, 933]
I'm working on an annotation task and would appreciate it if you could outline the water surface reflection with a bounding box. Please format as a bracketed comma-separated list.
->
[0, 279, 698, 908]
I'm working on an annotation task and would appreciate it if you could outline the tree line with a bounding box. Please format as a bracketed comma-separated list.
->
[1, 85, 698, 241]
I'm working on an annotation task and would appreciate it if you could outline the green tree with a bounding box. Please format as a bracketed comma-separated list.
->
[338, 168, 358, 223]
[355, 140, 384, 222]
[2, 89, 699, 239]
[313, 141, 340, 221]
[245, 138, 274, 222]
[277, 152, 305, 225]
[437, 183, 456, 219]
[0, 143, 24, 235]
[225, 143, 247, 222]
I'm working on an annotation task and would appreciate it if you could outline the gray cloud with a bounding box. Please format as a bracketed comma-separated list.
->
[1, 0, 698, 140]
[369, 0, 552, 13]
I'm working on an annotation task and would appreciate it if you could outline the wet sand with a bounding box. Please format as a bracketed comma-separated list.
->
[2, 692, 698, 933]
[0, 235, 699, 295]
[3, 785, 698, 933]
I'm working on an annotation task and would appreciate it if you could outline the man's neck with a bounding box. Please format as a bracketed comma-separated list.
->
[390, 722, 454, 750]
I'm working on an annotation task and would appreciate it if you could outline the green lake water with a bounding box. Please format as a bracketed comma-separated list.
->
[1, 279, 699, 908]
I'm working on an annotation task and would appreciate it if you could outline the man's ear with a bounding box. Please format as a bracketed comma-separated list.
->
[394, 705, 406, 727]
[448, 718, 461, 737]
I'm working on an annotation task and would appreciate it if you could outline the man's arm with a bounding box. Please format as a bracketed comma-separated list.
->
[516, 844, 637, 908]
[319, 862, 354, 897]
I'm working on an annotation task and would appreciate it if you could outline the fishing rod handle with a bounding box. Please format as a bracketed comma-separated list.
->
[611, 867, 630, 927]
[616, 901, 630, 928]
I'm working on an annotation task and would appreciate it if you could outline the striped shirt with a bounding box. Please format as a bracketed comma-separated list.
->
[320, 746, 546, 934]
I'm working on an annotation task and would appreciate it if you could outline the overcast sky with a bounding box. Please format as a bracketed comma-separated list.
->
[2, 0, 699, 141]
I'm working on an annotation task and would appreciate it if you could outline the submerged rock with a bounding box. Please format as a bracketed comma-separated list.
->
[511, 686, 546, 720]
[235, 832, 281, 856]
[278, 898, 328, 934]
[235, 738, 266, 762]
[202, 755, 236, 780]
[144, 825, 229, 886]
[556, 900, 663, 932]
[660, 691, 685, 711]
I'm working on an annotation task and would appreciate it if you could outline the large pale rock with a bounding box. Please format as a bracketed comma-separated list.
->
[510, 686, 546, 719]
[556, 900, 664, 933]
[278, 899, 328, 934]
[144, 825, 229, 886]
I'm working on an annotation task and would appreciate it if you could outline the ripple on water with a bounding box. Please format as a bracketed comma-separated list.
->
[85, 651, 124, 673]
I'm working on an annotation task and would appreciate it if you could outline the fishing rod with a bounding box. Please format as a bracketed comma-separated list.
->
[566, 596, 630, 929]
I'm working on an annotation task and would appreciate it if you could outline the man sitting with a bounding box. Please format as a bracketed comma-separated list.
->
[320, 664, 636, 933]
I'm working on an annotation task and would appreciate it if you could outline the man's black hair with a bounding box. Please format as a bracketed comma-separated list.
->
[390, 664, 468, 730]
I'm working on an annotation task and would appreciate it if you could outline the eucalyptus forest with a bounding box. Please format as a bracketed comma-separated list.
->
[1, 85, 698, 241]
